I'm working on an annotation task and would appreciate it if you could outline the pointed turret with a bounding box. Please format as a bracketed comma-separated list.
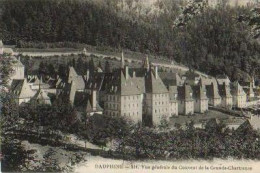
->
[82, 48, 87, 56]
[121, 51, 125, 69]
[143, 55, 150, 71]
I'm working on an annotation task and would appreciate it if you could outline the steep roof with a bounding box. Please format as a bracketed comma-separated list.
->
[183, 70, 200, 80]
[11, 79, 35, 99]
[205, 82, 221, 99]
[218, 84, 232, 98]
[159, 72, 182, 86]
[86, 72, 105, 91]
[31, 89, 51, 104]
[231, 81, 246, 96]
[192, 85, 208, 100]
[74, 91, 102, 112]
[169, 86, 178, 102]
[106, 69, 142, 96]
[177, 85, 193, 101]
[200, 77, 217, 86]
[145, 68, 169, 94]
[67, 66, 85, 90]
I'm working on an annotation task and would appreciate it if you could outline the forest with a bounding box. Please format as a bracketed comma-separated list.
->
[0, 0, 260, 82]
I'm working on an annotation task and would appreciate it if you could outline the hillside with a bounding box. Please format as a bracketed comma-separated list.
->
[0, 0, 260, 82]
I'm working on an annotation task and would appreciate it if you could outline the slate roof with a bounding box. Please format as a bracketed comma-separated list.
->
[231, 81, 246, 96]
[218, 84, 232, 98]
[145, 68, 169, 94]
[11, 79, 35, 99]
[183, 70, 200, 80]
[106, 69, 142, 96]
[192, 85, 208, 100]
[159, 72, 182, 86]
[86, 72, 105, 91]
[199, 77, 217, 86]
[169, 86, 178, 102]
[216, 74, 229, 79]
[74, 91, 102, 112]
[205, 82, 221, 99]
[177, 85, 193, 101]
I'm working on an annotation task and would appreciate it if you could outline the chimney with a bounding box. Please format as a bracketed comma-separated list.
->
[155, 66, 158, 79]
[91, 90, 97, 111]
[125, 66, 129, 79]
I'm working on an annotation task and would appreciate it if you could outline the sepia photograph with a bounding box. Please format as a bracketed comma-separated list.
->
[0, 0, 260, 172]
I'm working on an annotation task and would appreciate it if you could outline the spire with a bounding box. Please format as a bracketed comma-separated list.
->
[143, 55, 150, 71]
[39, 76, 43, 90]
[121, 50, 125, 69]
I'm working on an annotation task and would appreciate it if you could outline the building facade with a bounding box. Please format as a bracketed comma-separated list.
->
[177, 85, 194, 115]
[231, 81, 247, 108]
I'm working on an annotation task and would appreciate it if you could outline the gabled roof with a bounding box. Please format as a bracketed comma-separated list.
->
[74, 91, 102, 112]
[86, 72, 105, 91]
[31, 89, 51, 104]
[169, 86, 178, 101]
[145, 68, 168, 94]
[159, 72, 182, 86]
[192, 85, 208, 100]
[200, 77, 217, 86]
[218, 84, 232, 98]
[231, 81, 246, 96]
[183, 70, 200, 80]
[106, 69, 142, 96]
[177, 85, 193, 101]
[205, 82, 221, 99]
[216, 74, 229, 79]
[11, 79, 35, 99]
[67, 67, 85, 90]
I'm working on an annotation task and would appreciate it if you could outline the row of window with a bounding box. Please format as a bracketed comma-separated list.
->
[154, 94, 168, 98]
[104, 103, 119, 110]
[154, 108, 168, 114]
[154, 101, 167, 105]
[123, 112, 139, 117]
[124, 103, 139, 108]
[105, 111, 119, 116]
